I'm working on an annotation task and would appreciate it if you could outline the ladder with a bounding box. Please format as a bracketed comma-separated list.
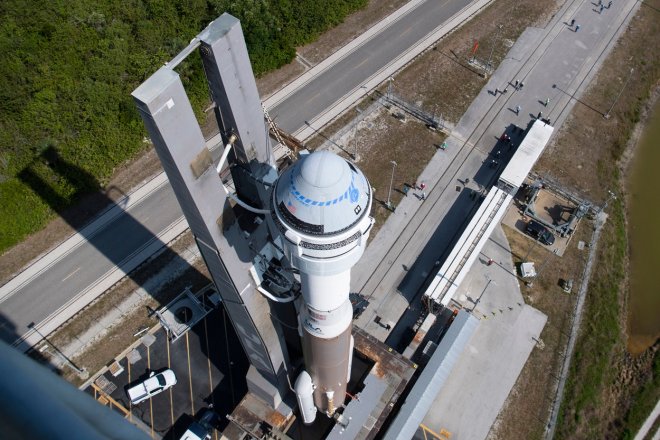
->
[262, 103, 296, 159]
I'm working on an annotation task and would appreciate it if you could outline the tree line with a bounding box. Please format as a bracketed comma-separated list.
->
[0, 0, 367, 251]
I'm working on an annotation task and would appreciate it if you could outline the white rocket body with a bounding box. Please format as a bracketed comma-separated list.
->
[271, 151, 373, 422]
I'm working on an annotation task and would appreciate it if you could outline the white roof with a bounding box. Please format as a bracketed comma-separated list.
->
[425, 188, 512, 305]
[498, 120, 554, 189]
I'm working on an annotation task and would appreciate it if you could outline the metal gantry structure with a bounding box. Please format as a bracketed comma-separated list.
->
[133, 14, 293, 406]
[133, 13, 374, 426]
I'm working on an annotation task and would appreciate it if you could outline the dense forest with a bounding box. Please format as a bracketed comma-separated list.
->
[0, 0, 367, 251]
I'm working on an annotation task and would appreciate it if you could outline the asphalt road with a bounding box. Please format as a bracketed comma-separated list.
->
[270, 0, 470, 132]
[0, 0, 474, 346]
[0, 185, 178, 341]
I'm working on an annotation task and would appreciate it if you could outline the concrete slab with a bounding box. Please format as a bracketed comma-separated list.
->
[127, 349, 141, 365]
[405, 226, 547, 438]
[418, 304, 546, 439]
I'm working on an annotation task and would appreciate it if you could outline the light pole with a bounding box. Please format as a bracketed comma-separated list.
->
[28, 322, 88, 379]
[386, 160, 397, 211]
[353, 107, 362, 160]
[604, 68, 634, 119]
[471, 276, 495, 312]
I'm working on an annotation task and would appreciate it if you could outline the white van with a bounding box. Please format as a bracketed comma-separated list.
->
[127, 369, 177, 404]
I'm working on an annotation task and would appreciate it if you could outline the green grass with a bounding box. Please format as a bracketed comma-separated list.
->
[0, 0, 368, 253]
[553, 4, 660, 436]
[621, 350, 660, 439]
[555, 199, 627, 439]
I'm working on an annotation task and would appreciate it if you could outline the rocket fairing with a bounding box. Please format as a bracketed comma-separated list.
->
[271, 151, 373, 422]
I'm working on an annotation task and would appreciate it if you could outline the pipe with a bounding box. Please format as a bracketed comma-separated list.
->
[347, 335, 354, 383]
[215, 135, 237, 174]
[257, 285, 298, 303]
[216, 136, 272, 215]
[226, 191, 271, 214]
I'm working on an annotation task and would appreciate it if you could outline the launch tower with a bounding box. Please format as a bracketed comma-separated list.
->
[132, 13, 373, 426]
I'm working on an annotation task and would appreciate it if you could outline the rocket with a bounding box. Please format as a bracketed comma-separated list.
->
[271, 150, 373, 423]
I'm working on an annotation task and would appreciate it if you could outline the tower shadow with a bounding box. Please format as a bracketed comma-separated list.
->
[15, 146, 234, 369]
[15, 145, 253, 433]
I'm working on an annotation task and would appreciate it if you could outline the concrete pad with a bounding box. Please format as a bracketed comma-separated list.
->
[408, 225, 547, 439]
[127, 349, 141, 365]
[141, 333, 156, 348]
[421, 304, 546, 439]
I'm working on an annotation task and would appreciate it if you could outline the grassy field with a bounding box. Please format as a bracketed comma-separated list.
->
[533, 1, 660, 438]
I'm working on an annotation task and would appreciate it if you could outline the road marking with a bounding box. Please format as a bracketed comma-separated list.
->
[203, 315, 214, 403]
[355, 57, 370, 69]
[186, 332, 195, 415]
[0, 172, 170, 303]
[167, 336, 174, 429]
[61, 267, 81, 282]
[128, 361, 132, 422]
[307, 91, 321, 104]
[148, 347, 154, 439]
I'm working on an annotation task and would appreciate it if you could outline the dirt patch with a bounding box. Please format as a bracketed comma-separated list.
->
[532, 190, 574, 225]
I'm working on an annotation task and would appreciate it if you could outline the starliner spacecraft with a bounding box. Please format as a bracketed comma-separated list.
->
[132, 13, 373, 427]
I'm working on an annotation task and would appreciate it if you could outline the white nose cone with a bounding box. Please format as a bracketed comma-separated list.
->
[273, 150, 371, 236]
[272, 151, 373, 277]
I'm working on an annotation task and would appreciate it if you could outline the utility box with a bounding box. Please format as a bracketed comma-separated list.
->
[520, 262, 537, 278]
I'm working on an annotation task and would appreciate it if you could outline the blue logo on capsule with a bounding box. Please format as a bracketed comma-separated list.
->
[349, 186, 359, 203]
[289, 170, 361, 206]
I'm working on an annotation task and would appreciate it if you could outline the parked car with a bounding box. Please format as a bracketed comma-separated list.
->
[127, 369, 177, 404]
[525, 220, 555, 245]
